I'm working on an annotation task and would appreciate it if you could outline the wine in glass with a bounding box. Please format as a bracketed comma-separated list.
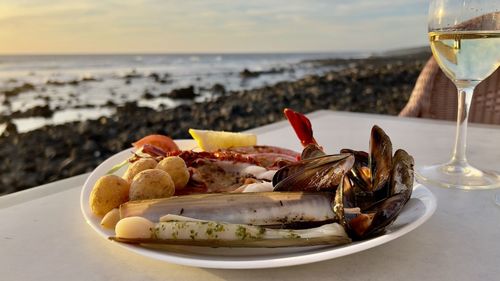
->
[417, 1, 500, 190]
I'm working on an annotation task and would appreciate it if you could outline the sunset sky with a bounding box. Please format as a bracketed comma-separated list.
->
[0, 0, 429, 54]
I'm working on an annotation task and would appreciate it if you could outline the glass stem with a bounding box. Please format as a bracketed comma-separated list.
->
[449, 85, 475, 169]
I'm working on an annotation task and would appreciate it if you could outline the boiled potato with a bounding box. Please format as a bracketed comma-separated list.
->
[123, 158, 158, 183]
[156, 156, 190, 190]
[100, 208, 120, 229]
[129, 169, 175, 200]
[89, 175, 129, 216]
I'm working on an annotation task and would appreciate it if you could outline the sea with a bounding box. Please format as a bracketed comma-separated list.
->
[0, 52, 366, 134]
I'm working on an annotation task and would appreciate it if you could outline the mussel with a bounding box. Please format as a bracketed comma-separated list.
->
[280, 108, 414, 239]
[272, 153, 354, 192]
[341, 148, 414, 238]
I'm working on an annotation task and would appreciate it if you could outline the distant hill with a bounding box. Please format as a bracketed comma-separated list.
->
[376, 46, 431, 57]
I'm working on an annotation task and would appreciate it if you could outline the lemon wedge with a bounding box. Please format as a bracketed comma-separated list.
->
[188, 129, 257, 151]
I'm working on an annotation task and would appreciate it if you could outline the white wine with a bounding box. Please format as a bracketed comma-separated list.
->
[429, 31, 500, 83]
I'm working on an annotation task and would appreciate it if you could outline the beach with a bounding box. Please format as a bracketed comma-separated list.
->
[0, 49, 431, 194]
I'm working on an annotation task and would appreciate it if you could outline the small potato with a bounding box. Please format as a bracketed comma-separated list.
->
[123, 158, 158, 183]
[100, 208, 120, 229]
[89, 175, 129, 216]
[129, 169, 175, 200]
[156, 156, 190, 190]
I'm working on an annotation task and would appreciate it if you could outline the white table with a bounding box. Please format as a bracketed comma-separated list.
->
[1, 110, 499, 281]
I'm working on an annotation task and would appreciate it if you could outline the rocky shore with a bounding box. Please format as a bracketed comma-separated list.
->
[0, 51, 431, 195]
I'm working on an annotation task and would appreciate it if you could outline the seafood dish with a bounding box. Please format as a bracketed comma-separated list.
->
[88, 108, 415, 248]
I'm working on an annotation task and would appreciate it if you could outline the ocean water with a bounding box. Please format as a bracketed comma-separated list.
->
[0, 52, 365, 133]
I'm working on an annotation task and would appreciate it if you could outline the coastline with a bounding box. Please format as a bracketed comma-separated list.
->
[0, 51, 365, 134]
[0, 50, 431, 194]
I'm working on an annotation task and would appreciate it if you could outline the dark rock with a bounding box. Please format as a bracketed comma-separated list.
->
[2, 83, 35, 97]
[81, 76, 99, 82]
[211, 83, 226, 96]
[10, 105, 53, 119]
[142, 90, 155, 100]
[266, 67, 286, 74]
[1, 121, 17, 137]
[240, 68, 287, 79]
[46, 80, 73, 86]
[149, 72, 161, 81]
[123, 70, 142, 79]
[165, 86, 197, 99]
[46, 77, 98, 86]
[149, 72, 171, 84]
[240, 68, 260, 78]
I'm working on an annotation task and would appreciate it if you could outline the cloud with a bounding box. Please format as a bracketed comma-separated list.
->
[0, 0, 429, 53]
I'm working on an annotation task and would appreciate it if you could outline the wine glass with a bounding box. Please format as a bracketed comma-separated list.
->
[416, 0, 500, 190]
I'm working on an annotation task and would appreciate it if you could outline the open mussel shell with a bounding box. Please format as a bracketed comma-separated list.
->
[340, 149, 368, 166]
[301, 143, 326, 160]
[346, 148, 414, 239]
[390, 149, 414, 201]
[273, 153, 354, 192]
[341, 149, 371, 192]
[369, 125, 393, 192]
[349, 192, 408, 239]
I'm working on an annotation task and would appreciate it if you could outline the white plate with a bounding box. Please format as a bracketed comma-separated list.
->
[81, 140, 437, 269]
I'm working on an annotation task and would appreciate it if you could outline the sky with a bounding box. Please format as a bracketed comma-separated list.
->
[0, 0, 429, 54]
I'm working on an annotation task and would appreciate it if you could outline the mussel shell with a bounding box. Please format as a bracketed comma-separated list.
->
[341, 175, 356, 209]
[347, 149, 415, 239]
[343, 184, 389, 212]
[301, 144, 326, 160]
[333, 175, 347, 227]
[346, 166, 371, 192]
[350, 193, 408, 238]
[369, 125, 393, 192]
[390, 149, 414, 202]
[273, 154, 354, 192]
[340, 149, 369, 166]
[341, 149, 371, 192]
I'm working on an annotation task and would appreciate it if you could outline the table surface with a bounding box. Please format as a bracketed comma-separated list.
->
[1, 110, 499, 281]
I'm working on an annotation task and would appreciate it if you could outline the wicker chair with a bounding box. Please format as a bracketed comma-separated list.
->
[399, 57, 500, 124]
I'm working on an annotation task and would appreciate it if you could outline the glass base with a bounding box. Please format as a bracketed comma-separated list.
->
[416, 162, 500, 190]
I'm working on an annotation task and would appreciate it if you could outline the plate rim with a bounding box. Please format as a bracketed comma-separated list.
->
[80, 140, 437, 269]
